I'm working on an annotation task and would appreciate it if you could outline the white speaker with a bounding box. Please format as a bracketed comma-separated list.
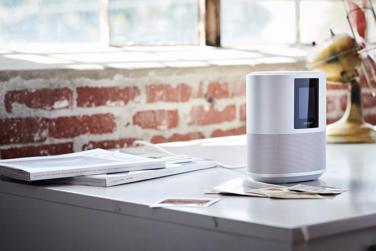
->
[246, 71, 326, 183]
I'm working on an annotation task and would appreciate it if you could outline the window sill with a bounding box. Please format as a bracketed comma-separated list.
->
[0, 44, 307, 73]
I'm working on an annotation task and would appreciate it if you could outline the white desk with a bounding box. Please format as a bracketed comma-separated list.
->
[0, 136, 376, 251]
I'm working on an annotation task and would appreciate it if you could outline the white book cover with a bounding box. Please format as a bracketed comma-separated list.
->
[66, 159, 217, 187]
[0, 149, 165, 182]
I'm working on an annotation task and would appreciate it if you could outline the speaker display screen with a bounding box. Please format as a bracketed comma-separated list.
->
[294, 78, 319, 129]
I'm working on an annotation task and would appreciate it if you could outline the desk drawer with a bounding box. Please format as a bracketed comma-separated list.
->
[295, 228, 376, 251]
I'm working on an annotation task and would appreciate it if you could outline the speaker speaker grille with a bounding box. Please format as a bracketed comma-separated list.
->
[247, 132, 325, 174]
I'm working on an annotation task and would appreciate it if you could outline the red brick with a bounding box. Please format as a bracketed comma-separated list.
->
[206, 81, 230, 99]
[133, 110, 179, 130]
[146, 83, 192, 103]
[239, 103, 246, 122]
[169, 132, 205, 142]
[5, 88, 72, 113]
[49, 114, 116, 138]
[340, 94, 348, 112]
[326, 96, 338, 113]
[340, 92, 376, 112]
[365, 114, 376, 125]
[195, 81, 204, 98]
[210, 126, 246, 138]
[0, 117, 48, 144]
[0, 143, 73, 159]
[359, 75, 368, 88]
[190, 105, 236, 125]
[326, 117, 341, 125]
[151, 132, 205, 144]
[150, 135, 168, 144]
[205, 81, 245, 101]
[327, 82, 348, 90]
[362, 93, 376, 109]
[77, 86, 140, 107]
[230, 81, 246, 97]
[82, 138, 138, 150]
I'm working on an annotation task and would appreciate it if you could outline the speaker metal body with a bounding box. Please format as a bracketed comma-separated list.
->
[246, 71, 326, 183]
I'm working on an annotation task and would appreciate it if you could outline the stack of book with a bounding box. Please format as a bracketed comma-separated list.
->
[0, 149, 217, 187]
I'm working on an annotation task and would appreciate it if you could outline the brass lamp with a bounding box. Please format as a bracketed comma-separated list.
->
[306, 0, 376, 143]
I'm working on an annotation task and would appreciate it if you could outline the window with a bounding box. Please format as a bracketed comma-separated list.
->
[109, 0, 199, 45]
[0, 0, 101, 43]
[0, 0, 374, 46]
[221, 0, 297, 45]
[222, 0, 376, 47]
[0, 0, 199, 45]
[299, 1, 351, 44]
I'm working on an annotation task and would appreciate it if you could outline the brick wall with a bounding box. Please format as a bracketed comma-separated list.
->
[0, 66, 375, 159]
[326, 78, 376, 124]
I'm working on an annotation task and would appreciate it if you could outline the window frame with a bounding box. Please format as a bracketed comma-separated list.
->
[2, 0, 371, 47]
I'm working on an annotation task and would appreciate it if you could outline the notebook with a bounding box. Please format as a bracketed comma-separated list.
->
[0, 149, 165, 181]
[65, 159, 217, 187]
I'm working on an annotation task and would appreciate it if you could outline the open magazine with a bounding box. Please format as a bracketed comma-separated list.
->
[0, 149, 165, 181]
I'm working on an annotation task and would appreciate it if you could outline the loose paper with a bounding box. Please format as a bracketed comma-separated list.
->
[150, 197, 220, 208]
[288, 184, 346, 195]
[207, 178, 345, 200]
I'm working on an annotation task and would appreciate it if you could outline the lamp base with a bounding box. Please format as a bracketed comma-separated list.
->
[326, 120, 376, 143]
